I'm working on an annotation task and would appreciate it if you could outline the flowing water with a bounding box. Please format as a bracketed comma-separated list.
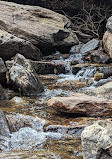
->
[0, 70, 102, 159]
[0, 54, 108, 159]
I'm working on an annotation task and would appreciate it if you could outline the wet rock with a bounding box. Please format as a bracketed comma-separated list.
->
[46, 125, 85, 138]
[48, 93, 112, 117]
[0, 110, 10, 137]
[92, 78, 112, 87]
[94, 72, 104, 81]
[83, 81, 112, 100]
[31, 60, 66, 74]
[0, 58, 7, 86]
[0, 29, 41, 61]
[6, 113, 48, 132]
[10, 127, 46, 150]
[9, 54, 44, 96]
[99, 66, 112, 78]
[80, 39, 99, 54]
[0, 1, 78, 55]
[81, 120, 112, 159]
[0, 84, 8, 100]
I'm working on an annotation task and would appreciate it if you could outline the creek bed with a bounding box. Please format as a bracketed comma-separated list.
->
[0, 74, 102, 159]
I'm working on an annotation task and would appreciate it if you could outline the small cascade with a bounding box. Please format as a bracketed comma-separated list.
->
[64, 55, 76, 74]
[76, 67, 97, 79]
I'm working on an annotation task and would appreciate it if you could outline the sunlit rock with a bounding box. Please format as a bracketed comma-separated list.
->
[48, 93, 112, 117]
[81, 120, 112, 159]
[0, 1, 78, 55]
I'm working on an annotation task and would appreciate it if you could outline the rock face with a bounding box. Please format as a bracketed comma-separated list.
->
[0, 1, 78, 56]
[0, 58, 7, 86]
[48, 93, 112, 117]
[9, 54, 44, 96]
[81, 120, 112, 159]
[0, 29, 41, 61]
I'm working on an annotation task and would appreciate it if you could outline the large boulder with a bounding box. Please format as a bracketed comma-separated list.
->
[9, 54, 44, 96]
[48, 93, 112, 117]
[0, 29, 41, 61]
[81, 120, 112, 159]
[0, 1, 78, 56]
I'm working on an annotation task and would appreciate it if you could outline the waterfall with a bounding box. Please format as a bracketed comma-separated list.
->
[76, 67, 97, 78]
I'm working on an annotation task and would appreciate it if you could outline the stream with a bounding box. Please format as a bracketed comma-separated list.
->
[0, 57, 111, 159]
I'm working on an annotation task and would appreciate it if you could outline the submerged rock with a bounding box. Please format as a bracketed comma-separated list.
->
[0, 29, 41, 61]
[81, 120, 112, 159]
[0, 1, 78, 55]
[48, 93, 112, 117]
[9, 54, 44, 96]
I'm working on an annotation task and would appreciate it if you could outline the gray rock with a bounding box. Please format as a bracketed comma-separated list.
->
[92, 78, 112, 87]
[9, 54, 44, 96]
[80, 39, 99, 54]
[6, 113, 48, 132]
[0, 110, 10, 137]
[81, 120, 112, 159]
[70, 43, 83, 54]
[0, 58, 7, 86]
[0, 29, 41, 61]
[0, 1, 78, 55]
